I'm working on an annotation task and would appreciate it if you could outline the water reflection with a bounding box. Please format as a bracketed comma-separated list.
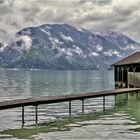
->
[0, 70, 114, 99]
[116, 92, 140, 123]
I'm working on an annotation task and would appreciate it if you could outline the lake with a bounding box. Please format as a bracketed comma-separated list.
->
[0, 70, 114, 99]
[0, 70, 140, 139]
[0, 70, 114, 130]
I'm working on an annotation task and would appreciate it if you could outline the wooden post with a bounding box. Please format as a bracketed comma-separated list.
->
[121, 67, 124, 88]
[134, 69, 136, 88]
[35, 105, 38, 125]
[115, 67, 120, 87]
[126, 67, 130, 88]
[117, 67, 119, 84]
[132, 66, 137, 88]
[69, 100, 71, 117]
[82, 99, 84, 114]
[22, 106, 24, 128]
[103, 96, 105, 111]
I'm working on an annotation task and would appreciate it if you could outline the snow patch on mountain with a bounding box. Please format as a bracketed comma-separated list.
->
[49, 37, 64, 53]
[61, 33, 74, 42]
[73, 45, 83, 55]
[61, 48, 73, 56]
[44, 25, 52, 30]
[0, 23, 140, 70]
[103, 49, 121, 57]
[39, 28, 50, 36]
[77, 27, 86, 32]
[95, 44, 103, 52]
[123, 44, 137, 50]
[91, 52, 99, 56]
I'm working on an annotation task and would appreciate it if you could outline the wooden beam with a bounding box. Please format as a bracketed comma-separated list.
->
[0, 88, 140, 110]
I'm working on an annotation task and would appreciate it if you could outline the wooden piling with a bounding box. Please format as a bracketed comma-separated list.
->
[103, 96, 105, 111]
[22, 106, 24, 128]
[82, 99, 84, 114]
[35, 105, 38, 125]
[69, 100, 71, 117]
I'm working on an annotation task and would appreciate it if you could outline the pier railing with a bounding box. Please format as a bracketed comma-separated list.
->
[0, 88, 140, 127]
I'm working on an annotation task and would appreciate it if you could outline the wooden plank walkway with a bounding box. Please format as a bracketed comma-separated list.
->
[0, 88, 140, 127]
[0, 88, 140, 110]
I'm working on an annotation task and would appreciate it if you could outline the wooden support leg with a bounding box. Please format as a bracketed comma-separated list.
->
[69, 100, 71, 117]
[82, 99, 84, 115]
[103, 96, 105, 111]
[22, 106, 24, 128]
[35, 105, 38, 125]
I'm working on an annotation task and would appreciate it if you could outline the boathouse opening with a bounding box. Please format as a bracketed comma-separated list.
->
[111, 52, 140, 88]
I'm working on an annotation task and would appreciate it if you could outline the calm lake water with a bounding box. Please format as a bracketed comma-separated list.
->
[0, 70, 114, 99]
[0, 70, 114, 131]
[1, 70, 140, 140]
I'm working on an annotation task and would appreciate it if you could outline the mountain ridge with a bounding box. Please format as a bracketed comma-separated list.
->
[0, 23, 140, 70]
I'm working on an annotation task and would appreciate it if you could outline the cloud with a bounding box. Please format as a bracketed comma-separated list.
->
[0, 0, 140, 43]
[16, 35, 32, 51]
[78, 0, 112, 6]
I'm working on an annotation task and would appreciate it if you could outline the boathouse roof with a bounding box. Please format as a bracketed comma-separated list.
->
[112, 51, 140, 66]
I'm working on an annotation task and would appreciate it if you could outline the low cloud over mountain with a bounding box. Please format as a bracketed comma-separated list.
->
[0, 24, 140, 70]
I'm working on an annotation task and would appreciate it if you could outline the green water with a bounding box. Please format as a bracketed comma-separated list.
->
[116, 93, 140, 123]
[1, 92, 140, 139]
[0, 70, 140, 139]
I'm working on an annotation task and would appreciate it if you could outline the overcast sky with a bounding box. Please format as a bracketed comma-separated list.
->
[0, 0, 140, 43]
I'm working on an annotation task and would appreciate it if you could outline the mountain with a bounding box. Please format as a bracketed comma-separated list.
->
[0, 24, 140, 70]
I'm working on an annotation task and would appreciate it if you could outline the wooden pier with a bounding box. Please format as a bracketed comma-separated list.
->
[0, 88, 140, 127]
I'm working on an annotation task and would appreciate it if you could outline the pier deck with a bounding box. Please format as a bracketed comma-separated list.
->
[0, 88, 140, 110]
[0, 88, 140, 126]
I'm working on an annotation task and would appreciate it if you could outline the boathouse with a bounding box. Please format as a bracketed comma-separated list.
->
[112, 51, 140, 88]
